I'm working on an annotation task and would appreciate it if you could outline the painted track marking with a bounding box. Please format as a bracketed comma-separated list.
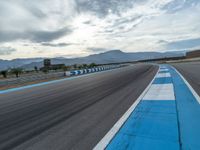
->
[93, 67, 159, 150]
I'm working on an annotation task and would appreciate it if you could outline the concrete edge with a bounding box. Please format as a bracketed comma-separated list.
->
[93, 65, 160, 150]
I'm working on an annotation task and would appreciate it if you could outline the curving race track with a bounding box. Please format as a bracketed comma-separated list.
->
[0, 64, 158, 150]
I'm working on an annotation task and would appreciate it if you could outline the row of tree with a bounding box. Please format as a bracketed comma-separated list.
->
[73, 63, 97, 70]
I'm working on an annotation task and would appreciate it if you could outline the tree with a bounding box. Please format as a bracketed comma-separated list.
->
[83, 64, 88, 69]
[11, 68, 23, 78]
[34, 66, 38, 72]
[89, 63, 97, 68]
[62, 66, 71, 71]
[78, 64, 83, 69]
[73, 64, 77, 69]
[0, 70, 8, 78]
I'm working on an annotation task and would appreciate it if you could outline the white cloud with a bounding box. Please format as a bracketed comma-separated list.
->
[0, 0, 200, 59]
[0, 47, 16, 55]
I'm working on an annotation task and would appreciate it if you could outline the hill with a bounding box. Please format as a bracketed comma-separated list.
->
[0, 50, 185, 70]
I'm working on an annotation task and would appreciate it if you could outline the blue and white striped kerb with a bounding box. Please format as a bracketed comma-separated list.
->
[65, 65, 123, 76]
[94, 66, 180, 150]
[105, 66, 180, 150]
[95, 65, 200, 150]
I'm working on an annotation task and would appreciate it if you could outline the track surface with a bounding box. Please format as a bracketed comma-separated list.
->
[173, 62, 200, 96]
[0, 64, 157, 150]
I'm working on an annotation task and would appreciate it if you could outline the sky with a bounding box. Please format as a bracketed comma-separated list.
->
[0, 0, 200, 60]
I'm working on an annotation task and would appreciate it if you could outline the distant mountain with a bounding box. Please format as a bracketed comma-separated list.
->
[0, 58, 43, 70]
[0, 50, 185, 70]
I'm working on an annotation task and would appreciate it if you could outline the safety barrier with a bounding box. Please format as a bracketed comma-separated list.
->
[65, 65, 124, 76]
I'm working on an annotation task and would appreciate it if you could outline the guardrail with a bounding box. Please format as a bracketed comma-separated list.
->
[65, 65, 125, 76]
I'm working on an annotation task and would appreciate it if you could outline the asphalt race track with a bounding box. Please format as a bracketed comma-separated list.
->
[173, 62, 200, 96]
[0, 64, 158, 150]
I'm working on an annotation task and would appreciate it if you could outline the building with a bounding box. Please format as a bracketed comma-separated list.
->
[40, 59, 65, 71]
[44, 59, 51, 67]
[186, 50, 200, 58]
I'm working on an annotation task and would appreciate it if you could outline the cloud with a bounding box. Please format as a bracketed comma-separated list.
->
[0, 0, 200, 59]
[41, 42, 72, 47]
[0, 0, 75, 43]
[76, 0, 146, 18]
[29, 27, 73, 42]
[87, 47, 108, 53]
[163, 0, 200, 13]
[0, 27, 73, 43]
[0, 47, 16, 55]
[21, 2, 47, 19]
[83, 21, 92, 24]
[166, 38, 200, 50]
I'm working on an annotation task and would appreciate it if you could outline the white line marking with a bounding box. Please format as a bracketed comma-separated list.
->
[172, 66, 200, 104]
[160, 67, 167, 69]
[159, 68, 169, 71]
[142, 84, 175, 100]
[156, 72, 171, 78]
[93, 67, 159, 150]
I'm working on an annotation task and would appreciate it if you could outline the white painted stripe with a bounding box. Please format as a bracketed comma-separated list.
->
[172, 66, 200, 104]
[93, 67, 159, 150]
[80, 70, 84, 74]
[142, 83, 175, 100]
[156, 72, 171, 78]
[159, 68, 169, 71]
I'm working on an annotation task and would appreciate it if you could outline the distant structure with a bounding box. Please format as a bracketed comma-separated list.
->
[186, 50, 200, 58]
[44, 59, 51, 67]
[138, 56, 186, 62]
[40, 59, 65, 71]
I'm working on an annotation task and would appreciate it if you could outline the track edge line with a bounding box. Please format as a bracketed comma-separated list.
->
[93, 65, 159, 150]
[171, 66, 200, 104]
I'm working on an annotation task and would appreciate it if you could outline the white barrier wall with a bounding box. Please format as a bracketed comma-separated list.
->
[65, 65, 125, 76]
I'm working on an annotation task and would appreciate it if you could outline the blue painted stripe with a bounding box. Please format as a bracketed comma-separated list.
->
[153, 77, 172, 84]
[169, 66, 200, 149]
[106, 67, 180, 150]
[106, 100, 180, 150]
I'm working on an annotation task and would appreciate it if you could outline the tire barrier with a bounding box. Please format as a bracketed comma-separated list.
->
[65, 65, 125, 76]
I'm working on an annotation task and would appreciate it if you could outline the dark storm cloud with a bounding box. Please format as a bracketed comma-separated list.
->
[0, 47, 16, 55]
[0, 27, 72, 43]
